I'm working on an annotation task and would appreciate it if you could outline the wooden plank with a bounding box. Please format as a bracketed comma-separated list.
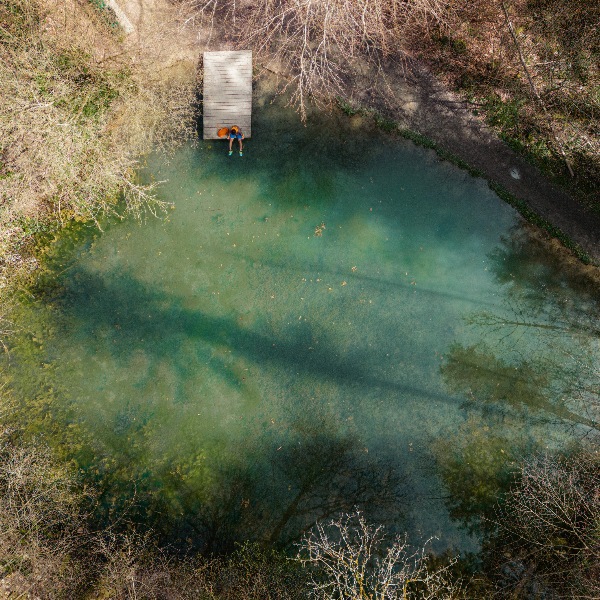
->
[205, 114, 244, 118]
[205, 69, 251, 74]
[204, 73, 251, 80]
[207, 92, 251, 96]
[204, 95, 248, 98]
[205, 64, 251, 68]
[205, 91, 251, 96]
[204, 120, 251, 127]
[204, 111, 252, 118]
[204, 103, 252, 109]
[204, 119, 251, 124]
[204, 78, 251, 82]
[204, 109, 252, 114]
[204, 100, 250, 104]
[204, 106, 251, 111]
[205, 87, 251, 93]
[204, 105, 251, 110]
[204, 123, 251, 129]
[205, 88, 250, 92]
[204, 117, 251, 122]
[203, 51, 252, 139]
[204, 106, 252, 111]
[204, 105, 250, 109]
[204, 98, 250, 102]
[205, 120, 251, 124]
[204, 124, 252, 131]
[205, 69, 252, 74]
[205, 111, 250, 115]
[204, 111, 250, 116]
[205, 92, 251, 95]
[205, 82, 251, 87]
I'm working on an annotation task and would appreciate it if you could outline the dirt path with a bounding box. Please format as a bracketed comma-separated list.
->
[354, 63, 600, 266]
[109, 0, 199, 68]
[112, 0, 600, 266]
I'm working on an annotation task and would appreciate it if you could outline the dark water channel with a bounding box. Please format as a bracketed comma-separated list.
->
[6, 97, 600, 554]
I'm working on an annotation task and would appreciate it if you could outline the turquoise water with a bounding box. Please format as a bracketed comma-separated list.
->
[7, 100, 600, 553]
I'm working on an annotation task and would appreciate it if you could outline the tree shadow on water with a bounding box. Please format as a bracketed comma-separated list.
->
[431, 229, 600, 535]
[441, 343, 598, 430]
[48, 268, 413, 550]
[172, 420, 408, 554]
[61, 267, 456, 406]
[488, 226, 600, 326]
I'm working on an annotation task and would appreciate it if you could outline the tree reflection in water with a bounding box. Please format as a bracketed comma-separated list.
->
[105, 417, 408, 553]
[436, 227, 600, 533]
[193, 423, 407, 553]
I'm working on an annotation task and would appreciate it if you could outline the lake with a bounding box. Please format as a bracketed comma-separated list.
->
[6, 93, 599, 554]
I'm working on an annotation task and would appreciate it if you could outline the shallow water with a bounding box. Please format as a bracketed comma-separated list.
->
[6, 98, 600, 553]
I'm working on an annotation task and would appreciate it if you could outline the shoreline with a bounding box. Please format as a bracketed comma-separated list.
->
[339, 61, 600, 267]
[46, 0, 600, 267]
[338, 103, 593, 265]
[226, 49, 600, 266]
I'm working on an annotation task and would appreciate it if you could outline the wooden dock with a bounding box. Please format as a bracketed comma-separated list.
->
[203, 51, 252, 140]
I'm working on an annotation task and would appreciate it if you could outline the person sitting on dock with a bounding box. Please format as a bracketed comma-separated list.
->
[228, 126, 244, 156]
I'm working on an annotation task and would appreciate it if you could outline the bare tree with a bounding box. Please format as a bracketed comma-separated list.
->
[0, 438, 94, 597]
[0, 0, 198, 284]
[491, 451, 600, 599]
[297, 511, 464, 599]
[187, 0, 448, 118]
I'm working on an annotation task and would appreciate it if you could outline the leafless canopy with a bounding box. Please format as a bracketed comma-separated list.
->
[188, 0, 447, 117]
[297, 511, 463, 599]
[494, 452, 600, 599]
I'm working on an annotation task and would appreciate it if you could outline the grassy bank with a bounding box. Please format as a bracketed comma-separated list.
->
[0, 0, 197, 290]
